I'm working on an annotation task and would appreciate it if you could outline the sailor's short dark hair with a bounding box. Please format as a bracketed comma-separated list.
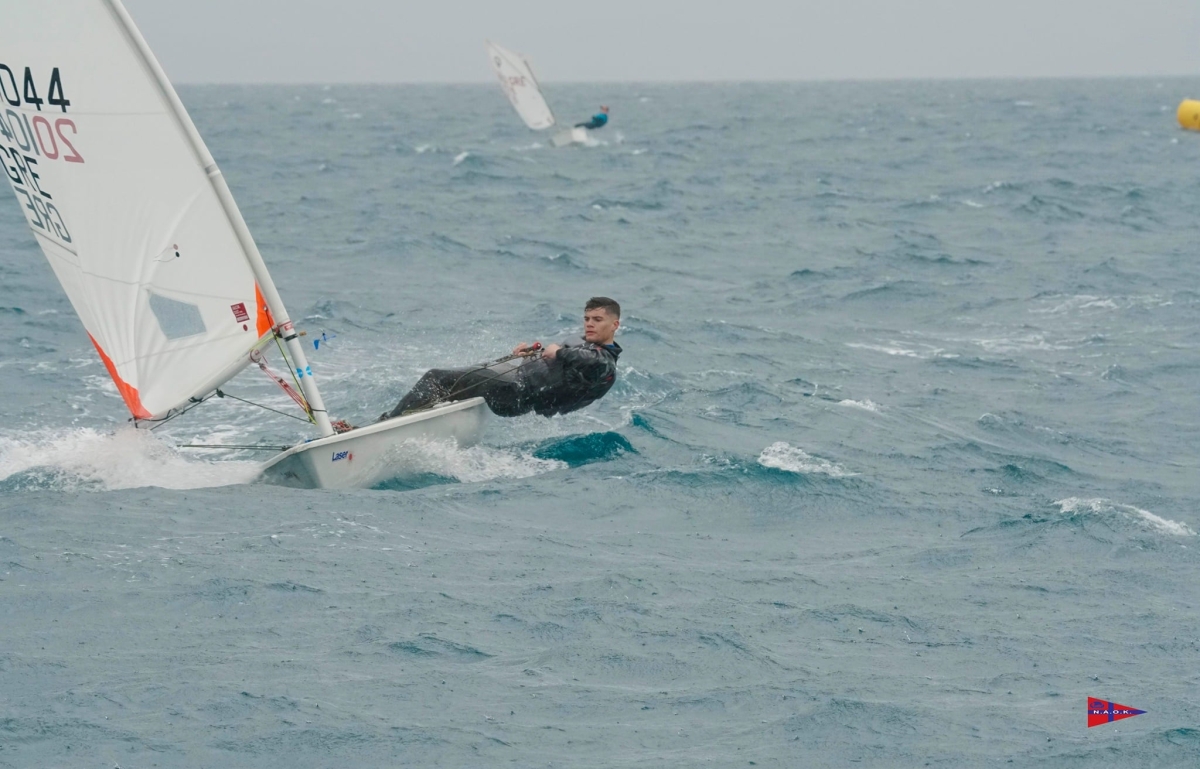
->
[585, 297, 620, 318]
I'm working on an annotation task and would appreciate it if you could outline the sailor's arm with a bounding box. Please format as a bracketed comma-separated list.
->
[551, 343, 609, 376]
[534, 342, 609, 376]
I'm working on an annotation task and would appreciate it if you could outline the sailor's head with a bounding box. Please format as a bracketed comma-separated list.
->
[583, 297, 620, 344]
[600, 105, 610, 114]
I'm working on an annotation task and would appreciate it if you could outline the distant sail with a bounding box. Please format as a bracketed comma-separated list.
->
[485, 40, 556, 131]
[0, 0, 283, 420]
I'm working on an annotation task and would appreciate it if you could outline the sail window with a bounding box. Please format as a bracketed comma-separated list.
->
[149, 293, 207, 340]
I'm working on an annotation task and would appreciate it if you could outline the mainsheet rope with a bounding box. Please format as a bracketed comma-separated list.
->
[399, 345, 544, 416]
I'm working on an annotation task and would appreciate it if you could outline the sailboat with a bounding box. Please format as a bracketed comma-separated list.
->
[0, 0, 489, 489]
[484, 40, 590, 147]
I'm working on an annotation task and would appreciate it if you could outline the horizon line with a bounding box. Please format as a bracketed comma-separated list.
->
[169, 72, 1200, 87]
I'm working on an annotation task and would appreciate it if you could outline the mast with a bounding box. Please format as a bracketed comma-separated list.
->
[102, 0, 335, 437]
[519, 54, 556, 127]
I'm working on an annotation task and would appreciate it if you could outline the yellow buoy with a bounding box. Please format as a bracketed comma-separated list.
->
[1178, 99, 1200, 131]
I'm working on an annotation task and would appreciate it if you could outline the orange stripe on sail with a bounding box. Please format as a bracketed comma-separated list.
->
[87, 333, 152, 420]
[255, 283, 275, 338]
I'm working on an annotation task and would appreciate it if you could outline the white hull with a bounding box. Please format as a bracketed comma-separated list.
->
[551, 127, 590, 147]
[259, 398, 489, 489]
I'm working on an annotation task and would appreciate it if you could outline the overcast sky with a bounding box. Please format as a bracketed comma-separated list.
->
[121, 0, 1199, 84]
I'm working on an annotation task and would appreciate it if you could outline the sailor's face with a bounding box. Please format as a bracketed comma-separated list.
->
[583, 308, 619, 343]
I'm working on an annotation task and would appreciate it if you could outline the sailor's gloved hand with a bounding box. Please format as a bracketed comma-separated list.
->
[512, 342, 543, 356]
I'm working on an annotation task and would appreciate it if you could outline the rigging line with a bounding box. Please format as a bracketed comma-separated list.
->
[273, 332, 315, 422]
[215, 389, 313, 423]
[444, 356, 527, 397]
[438, 351, 535, 401]
[177, 443, 290, 452]
[144, 392, 217, 431]
[402, 354, 536, 416]
[252, 349, 310, 414]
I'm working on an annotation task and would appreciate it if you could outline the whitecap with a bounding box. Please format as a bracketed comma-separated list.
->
[845, 342, 928, 358]
[838, 399, 881, 412]
[452, 151, 470, 166]
[971, 334, 1065, 353]
[757, 442, 855, 477]
[378, 438, 565, 484]
[1028, 294, 1164, 315]
[0, 427, 260, 492]
[1055, 497, 1196, 537]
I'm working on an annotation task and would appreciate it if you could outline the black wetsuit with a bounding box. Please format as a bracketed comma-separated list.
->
[384, 339, 622, 420]
[575, 112, 609, 130]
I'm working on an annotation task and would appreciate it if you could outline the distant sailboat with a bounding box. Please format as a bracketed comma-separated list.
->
[0, 0, 489, 489]
[485, 40, 590, 147]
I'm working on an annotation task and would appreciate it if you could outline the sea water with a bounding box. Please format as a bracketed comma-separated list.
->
[1, 79, 1199, 767]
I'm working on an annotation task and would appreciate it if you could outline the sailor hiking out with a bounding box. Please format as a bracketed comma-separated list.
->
[575, 105, 610, 130]
[382, 298, 622, 420]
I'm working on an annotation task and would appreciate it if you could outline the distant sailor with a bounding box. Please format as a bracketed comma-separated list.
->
[382, 297, 623, 420]
[575, 105, 610, 130]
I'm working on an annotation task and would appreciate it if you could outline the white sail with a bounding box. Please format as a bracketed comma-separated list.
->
[0, 0, 307, 423]
[485, 41, 556, 131]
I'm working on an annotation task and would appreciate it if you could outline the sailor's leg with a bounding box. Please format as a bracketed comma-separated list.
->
[384, 368, 468, 419]
[446, 366, 530, 417]
[482, 387, 527, 417]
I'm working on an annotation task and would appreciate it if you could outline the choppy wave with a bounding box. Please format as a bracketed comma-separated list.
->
[371, 439, 567, 490]
[756, 442, 855, 477]
[0, 427, 261, 492]
[1055, 497, 1196, 537]
[838, 399, 881, 412]
[531, 431, 635, 467]
[0, 425, 582, 493]
[2, 79, 1199, 768]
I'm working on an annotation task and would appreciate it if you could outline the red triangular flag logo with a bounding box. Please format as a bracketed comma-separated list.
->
[1088, 697, 1146, 727]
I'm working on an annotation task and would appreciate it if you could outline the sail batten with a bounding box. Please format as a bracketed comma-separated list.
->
[485, 40, 556, 131]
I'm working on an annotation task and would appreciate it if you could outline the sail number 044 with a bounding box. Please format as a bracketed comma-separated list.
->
[0, 65, 71, 113]
[0, 65, 77, 243]
[0, 65, 80, 163]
